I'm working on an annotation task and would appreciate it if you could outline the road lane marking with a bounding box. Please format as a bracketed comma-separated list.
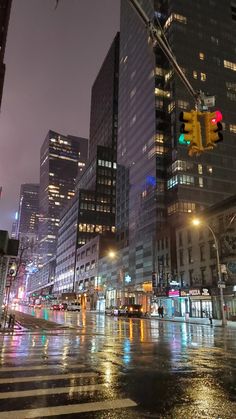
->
[0, 364, 85, 372]
[0, 398, 137, 418]
[0, 383, 105, 399]
[0, 371, 98, 384]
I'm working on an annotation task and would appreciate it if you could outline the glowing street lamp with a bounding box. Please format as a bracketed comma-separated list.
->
[192, 218, 227, 327]
[108, 250, 116, 259]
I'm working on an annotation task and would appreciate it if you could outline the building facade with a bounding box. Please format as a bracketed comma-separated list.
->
[0, 0, 11, 109]
[53, 197, 78, 296]
[173, 195, 236, 320]
[53, 34, 119, 299]
[17, 184, 39, 237]
[75, 34, 119, 248]
[115, 0, 236, 307]
[38, 130, 88, 266]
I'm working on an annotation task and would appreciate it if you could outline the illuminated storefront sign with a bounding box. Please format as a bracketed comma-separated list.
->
[189, 289, 201, 296]
[168, 290, 180, 297]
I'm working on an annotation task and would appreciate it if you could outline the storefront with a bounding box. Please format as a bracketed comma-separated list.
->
[189, 287, 212, 318]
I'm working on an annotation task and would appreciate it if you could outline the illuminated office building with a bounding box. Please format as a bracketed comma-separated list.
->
[116, 0, 236, 297]
[39, 130, 88, 265]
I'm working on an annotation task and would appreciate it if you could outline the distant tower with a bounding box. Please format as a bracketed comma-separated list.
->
[0, 0, 12, 109]
[17, 184, 39, 238]
[38, 130, 88, 265]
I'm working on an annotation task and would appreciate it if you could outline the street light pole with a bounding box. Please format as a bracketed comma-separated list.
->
[206, 224, 227, 327]
[192, 219, 227, 327]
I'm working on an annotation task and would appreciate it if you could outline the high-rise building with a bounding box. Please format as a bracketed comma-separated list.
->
[76, 33, 119, 248]
[17, 184, 39, 237]
[39, 130, 88, 265]
[117, 0, 236, 297]
[53, 34, 119, 298]
[0, 0, 12, 109]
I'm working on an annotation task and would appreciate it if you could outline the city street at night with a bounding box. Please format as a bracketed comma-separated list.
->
[1, 1, 236, 418]
[0, 309, 235, 418]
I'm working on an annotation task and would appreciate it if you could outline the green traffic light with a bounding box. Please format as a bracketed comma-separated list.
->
[179, 134, 190, 145]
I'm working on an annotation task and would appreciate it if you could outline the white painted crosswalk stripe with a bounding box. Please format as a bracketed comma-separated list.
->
[0, 383, 106, 399]
[0, 363, 85, 372]
[0, 398, 137, 418]
[0, 371, 98, 384]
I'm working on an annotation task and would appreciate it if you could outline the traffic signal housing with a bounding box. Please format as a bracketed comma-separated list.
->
[179, 110, 202, 156]
[204, 110, 223, 148]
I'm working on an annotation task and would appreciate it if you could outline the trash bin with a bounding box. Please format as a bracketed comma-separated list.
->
[185, 312, 189, 321]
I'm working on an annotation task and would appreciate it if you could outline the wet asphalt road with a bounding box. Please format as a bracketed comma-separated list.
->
[0, 307, 235, 418]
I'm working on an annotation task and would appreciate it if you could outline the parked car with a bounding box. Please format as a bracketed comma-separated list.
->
[59, 303, 68, 311]
[112, 304, 143, 318]
[67, 302, 80, 312]
[50, 303, 60, 310]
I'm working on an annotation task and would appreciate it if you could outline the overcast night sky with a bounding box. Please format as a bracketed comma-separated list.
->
[0, 0, 120, 232]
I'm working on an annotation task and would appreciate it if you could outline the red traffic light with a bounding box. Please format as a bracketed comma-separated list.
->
[211, 110, 222, 124]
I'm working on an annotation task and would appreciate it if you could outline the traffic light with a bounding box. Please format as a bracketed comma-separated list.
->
[204, 110, 223, 147]
[179, 111, 202, 156]
[152, 272, 157, 289]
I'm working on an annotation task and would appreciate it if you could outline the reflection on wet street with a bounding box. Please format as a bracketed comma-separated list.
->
[0, 308, 235, 418]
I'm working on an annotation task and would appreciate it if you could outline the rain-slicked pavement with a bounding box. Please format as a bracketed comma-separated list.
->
[0, 308, 235, 418]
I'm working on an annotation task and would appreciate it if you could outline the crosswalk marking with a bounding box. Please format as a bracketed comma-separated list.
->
[0, 383, 106, 399]
[0, 363, 86, 372]
[0, 398, 137, 418]
[0, 371, 98, 384]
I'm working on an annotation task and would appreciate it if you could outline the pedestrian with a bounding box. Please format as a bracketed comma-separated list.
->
[160, 306, 164, 318]
[158, 306, 161, 317]
[209, 314, 213, 326]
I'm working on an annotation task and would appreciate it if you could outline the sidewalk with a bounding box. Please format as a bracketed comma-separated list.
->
[150, 314, 236, 328]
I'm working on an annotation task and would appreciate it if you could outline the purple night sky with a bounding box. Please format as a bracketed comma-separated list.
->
[0, 0, 120, 231]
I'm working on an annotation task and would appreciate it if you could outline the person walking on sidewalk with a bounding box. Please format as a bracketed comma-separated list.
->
[160, 306, 164, 318]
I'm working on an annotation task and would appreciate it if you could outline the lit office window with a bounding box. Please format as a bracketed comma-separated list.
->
[224, 60, 236, 71]
[199, 177, 204, 188]
[178, 100, 189, 109]
[230, 124, 236, 133]
[198, 164, 203, 174]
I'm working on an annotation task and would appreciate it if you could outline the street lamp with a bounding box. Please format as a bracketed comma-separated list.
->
[192, 218, 227, 327]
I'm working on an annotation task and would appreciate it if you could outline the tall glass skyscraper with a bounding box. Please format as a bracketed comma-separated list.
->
[117, 0, 236, 289]
[39, 130, 88, 265]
